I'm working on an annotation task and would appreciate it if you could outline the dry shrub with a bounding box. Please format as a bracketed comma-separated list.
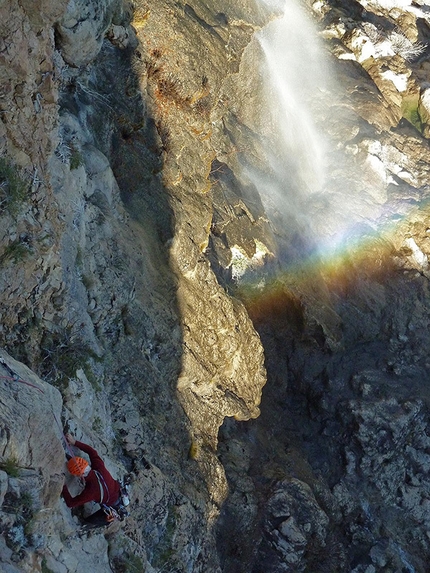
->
[145, 59, 161, 79]
[193, 97, 212, 117]
[157, 74, 185, 105]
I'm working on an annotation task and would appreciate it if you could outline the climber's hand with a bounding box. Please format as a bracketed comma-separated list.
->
[65, 433, 76, 446]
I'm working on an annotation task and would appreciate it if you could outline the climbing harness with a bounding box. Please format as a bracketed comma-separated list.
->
[94, 470, 109, 504]
[94, 469, 130, 522]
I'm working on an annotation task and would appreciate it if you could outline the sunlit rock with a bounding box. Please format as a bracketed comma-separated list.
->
[405, 237, 428, 268]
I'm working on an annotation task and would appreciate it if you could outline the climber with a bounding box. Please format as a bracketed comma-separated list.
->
[61, 434, 122, 527]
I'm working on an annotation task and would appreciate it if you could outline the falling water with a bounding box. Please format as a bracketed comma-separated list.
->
[257, 1, 328, 194]
[248, 0, 332, 262]
[243, 0, 401, 274]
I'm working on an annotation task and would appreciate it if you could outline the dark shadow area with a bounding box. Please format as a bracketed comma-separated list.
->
[416, 17, 430, 44]
[59, 43, 175, 246]
[215, 249, 430, 572]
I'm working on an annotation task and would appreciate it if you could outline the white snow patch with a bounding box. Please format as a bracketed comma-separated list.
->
[380, 70, 409, 92]
[338, 52, 357, 61]
[359, 0, 412, 9]
[374, 40, 395, 58]
[405, 237, 428, 267]
[349, 30, 400, 62]
[350, 34, 376, 62]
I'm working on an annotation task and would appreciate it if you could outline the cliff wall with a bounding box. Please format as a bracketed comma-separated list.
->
[0, 0, 270, 571]
[214, 1, 430, 572]
[1, 0, 430, 572]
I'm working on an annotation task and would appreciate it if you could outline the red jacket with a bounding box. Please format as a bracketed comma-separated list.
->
[62, 441, 120, 508]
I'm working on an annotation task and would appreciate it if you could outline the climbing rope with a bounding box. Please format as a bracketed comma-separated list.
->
[0, 357, 44, 393]
[52, 410, 76, 459]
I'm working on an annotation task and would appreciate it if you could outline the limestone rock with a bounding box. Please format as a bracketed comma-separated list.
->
[254, 480, 330, 572]
[106, 24, 138, 50]
[0, 350, 64, 570]
[55, 0, 119, 67]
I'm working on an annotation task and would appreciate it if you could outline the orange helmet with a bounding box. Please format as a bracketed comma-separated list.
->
[67, 456, 89, 477]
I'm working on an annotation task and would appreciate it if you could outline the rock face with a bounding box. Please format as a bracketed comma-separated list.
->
[2, 0, 430, 571]
[1, 0, 270, 571]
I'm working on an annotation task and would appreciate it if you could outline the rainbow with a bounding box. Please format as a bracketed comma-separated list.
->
[235, 202, 430, 324]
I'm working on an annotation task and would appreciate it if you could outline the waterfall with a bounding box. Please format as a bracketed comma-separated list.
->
[241, 0, 404, 275]
[257, 1, 329, 195]
[248, 0, 332, 263]
[249, 0, 394, 266]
